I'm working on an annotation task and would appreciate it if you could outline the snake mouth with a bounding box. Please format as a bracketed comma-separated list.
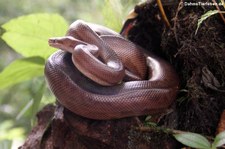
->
[48, 38, 63, 48]
[49, 36, 91, 53]
[48, 37, 75, 52]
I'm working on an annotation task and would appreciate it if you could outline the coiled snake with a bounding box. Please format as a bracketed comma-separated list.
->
[45, 20, 179, 120]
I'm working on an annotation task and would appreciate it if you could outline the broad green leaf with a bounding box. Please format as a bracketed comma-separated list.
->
[195, 10, 219, 35]
[0, 56, 45, 90]
[102, 0, 123, 32]
[1, 13, 68, 58]
[212, 131, 225, 148]
[173, 132, 211, 149]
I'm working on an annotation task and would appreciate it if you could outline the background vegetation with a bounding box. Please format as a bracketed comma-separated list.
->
[0, 0, 139, 148]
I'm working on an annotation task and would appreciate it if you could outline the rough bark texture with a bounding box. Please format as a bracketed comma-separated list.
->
[20, 104, 177, 149]
[20, 0, 225, 148]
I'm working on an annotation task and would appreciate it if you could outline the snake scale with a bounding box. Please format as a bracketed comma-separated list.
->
[45, 20, 179, 120]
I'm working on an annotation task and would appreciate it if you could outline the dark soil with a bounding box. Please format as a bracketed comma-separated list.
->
[125, 0, 225, 136]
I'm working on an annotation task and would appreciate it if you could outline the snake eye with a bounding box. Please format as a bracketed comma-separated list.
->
[95, 31, 101, 36]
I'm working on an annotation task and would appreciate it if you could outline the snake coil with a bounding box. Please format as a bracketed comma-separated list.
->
[45, 20, 179, 120]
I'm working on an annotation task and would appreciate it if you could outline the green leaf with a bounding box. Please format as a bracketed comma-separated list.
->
[16, 80, 45, 126]
[195, 10, 219, 35]
[30, 80, 45, 122]
[212, 131, 225, 148]
[16, 99, 33, 121]
[0, 56, 45, 90]
[0, 120, 25, 140]
[145, 115, 152, 121]
[0, 128, 25, 140]
[102, 0, 123, 32]
[173, 132, 211, 149]
[0, 120, 14, 131]
[1, 13, 68, 58]
[221, 0, 225, 9]
[0, 140, 12, 149]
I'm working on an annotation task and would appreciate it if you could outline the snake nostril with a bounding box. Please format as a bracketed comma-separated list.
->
[48, 38, 56, 43]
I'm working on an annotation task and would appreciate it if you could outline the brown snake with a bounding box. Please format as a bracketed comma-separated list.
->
[45, 20, 179, 120]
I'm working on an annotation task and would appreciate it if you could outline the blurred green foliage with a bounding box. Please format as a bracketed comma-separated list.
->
[174, 131, 225, 149]
[0, 0, 140, 148]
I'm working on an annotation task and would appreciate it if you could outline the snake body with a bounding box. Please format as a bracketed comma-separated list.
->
[45, 20, 179, 120]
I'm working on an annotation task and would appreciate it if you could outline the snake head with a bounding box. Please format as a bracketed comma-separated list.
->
[48, 36, 87, 53]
